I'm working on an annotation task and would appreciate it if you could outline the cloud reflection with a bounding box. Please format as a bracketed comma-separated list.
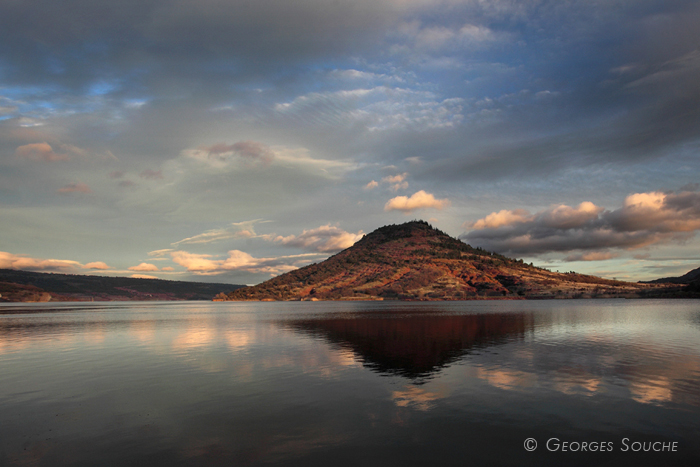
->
[629, 377, 673, 405]
[476, 367, 537, 391]
[391, 386, 443, 411]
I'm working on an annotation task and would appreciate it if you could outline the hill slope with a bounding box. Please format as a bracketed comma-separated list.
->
[646, 266, 700, 285]
[0, 269, 243, 302]
[223, 221, 663, 301]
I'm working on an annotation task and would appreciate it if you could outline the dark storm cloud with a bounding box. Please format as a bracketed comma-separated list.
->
[462, 188, 700, 256]
[0, 0, 399, 92]
[403, 1, 700, 181]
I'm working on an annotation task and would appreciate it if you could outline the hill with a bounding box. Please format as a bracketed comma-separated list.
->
[645, 266, 700, 285]
[0, 269, 243, 302]
[640, 266, 700, 298]
[222, 221, 667, 301]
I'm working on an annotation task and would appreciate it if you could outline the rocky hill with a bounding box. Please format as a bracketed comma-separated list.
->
[0, 269, 243, 302]
[222, 221, 667, 301]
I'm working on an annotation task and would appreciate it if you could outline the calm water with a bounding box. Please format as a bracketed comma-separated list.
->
[1, 300, 699, 466]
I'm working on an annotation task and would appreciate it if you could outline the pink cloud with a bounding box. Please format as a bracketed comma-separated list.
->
[470, 209, 531, 230]
[83, 262, 111, 270]
[564, 252, 620, 262]
[57, 183, 92, 194]
[128, 263, 159, 272]
[0, 251, 82, 272]
[382, 173, 408, 184]
[381, 173, 409, 191]
[130, 274, 158, 279]
[15, 142, 69, 162]
[384, 190, 450, 212]
[269, 225, 364, 252]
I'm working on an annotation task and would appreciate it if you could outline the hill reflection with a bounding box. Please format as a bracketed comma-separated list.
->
[285, 311, 534, 380]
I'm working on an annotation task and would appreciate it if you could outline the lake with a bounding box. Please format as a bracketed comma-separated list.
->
[1, 299, 699, 466]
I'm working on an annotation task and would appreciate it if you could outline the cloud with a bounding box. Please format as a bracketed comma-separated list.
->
[109, 171, 125, 179]
[170, 251, 221, 273]
[274, 86, 466, 131]
[563, 252, 620, 262]
[170, 250, 319, 276]
[268, 225, 364, 253]
[0, 251, 81, 272]
[15, 142, 69, 162]
[364, 180, 379, 190]
[140, 169, 163, 180]
[130, 274, 158, 279]
[128, 262, 159, 272]
[384, 190, 450, 212]
[171, 220, 263, 246]
[195, 140, 274, 166]
[391, 386, 442, 411]
[399, 21, 502, 53]
[1, 252, 114, 273]
[2, 0, 700, 286]
[57, 183, 92, 194]
[471, 209, 532, 230]
[382, 172, 409, 191]
[148, 249, 175, 257]
[463, 188, 700, 256]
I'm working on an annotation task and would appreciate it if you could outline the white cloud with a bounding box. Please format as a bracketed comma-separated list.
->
[169, 250, 320, 276]
[172, 220, 263, 246]
[382, 172, 409, 191]
[169, 251, 221, 273]
[470, 209, 531, 230]
[268, 225, 364, 253]
[180, 142, 354, 179]
[364, 180, 379, 190]
[384, 190, 450, 212]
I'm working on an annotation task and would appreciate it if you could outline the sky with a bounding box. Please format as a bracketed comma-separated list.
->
[1, 0, 700, 285]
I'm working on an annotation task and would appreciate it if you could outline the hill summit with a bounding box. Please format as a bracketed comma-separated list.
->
[221, 221, 665, 301]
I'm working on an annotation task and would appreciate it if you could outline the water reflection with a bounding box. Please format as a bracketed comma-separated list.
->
[391, 386, 444, 411]
[1, 301, 700, 467]
[284, 312, 534, 380]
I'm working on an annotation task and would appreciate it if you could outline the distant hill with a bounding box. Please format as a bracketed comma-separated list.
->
[642, 266, 700, 297]
[222, 221, 668, 301]
[0, 269, 244, 302]
[645, 266, 700, 284]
